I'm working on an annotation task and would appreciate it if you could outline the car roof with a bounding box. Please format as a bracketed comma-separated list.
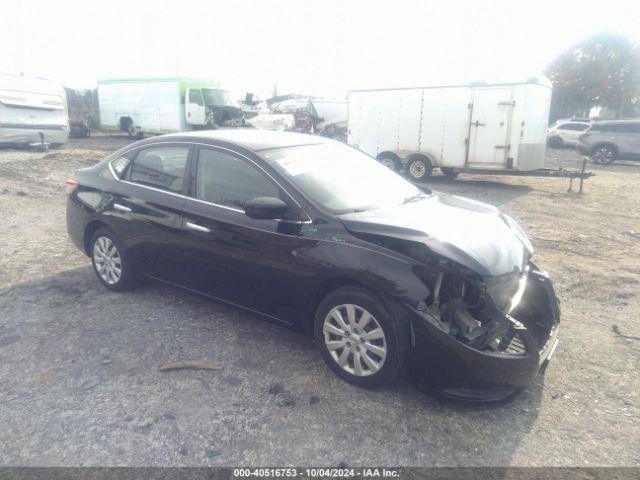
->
[155, 129, 332, 151]
[556, 119, 590, 124]
[592, 119, 640, 125]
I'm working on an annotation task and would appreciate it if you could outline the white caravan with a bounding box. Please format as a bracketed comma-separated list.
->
[0, 72, 69, 146]
[348, 78, 552, 179]
[97, 77, 243, 138]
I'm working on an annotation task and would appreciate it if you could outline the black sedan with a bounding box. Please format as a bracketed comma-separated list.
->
[66, 130, 559, 401]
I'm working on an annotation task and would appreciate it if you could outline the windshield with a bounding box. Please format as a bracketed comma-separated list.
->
[261, 143, 425, 213]
[202, 89, 236, 107]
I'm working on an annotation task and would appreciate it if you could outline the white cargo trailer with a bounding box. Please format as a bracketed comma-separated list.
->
[0, 72, 69, 146]
[97, 77, 243, 138]
[348, 78, 552, 180]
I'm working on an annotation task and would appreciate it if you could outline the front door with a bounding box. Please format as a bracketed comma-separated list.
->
[105, 144, 191, 284]
[180, 146, 304, 324]
[185, 88, 206, 126]
[467, 87, 514, 168]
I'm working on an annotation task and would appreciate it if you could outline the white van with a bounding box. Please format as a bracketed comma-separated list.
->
[97, 77, 243, 137]
[0, 72, 69, 146]
[348, 78, 552, 179]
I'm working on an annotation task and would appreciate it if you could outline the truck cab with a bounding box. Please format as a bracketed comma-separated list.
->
[185, 87, 243, 128]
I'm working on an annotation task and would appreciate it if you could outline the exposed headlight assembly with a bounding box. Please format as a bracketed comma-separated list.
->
[501, 213, 534, 256]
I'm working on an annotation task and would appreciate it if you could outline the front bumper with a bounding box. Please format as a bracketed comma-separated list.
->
[406, 268, 560, 402]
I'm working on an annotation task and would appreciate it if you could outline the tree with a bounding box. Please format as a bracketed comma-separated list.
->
[545, 32, 640, 121]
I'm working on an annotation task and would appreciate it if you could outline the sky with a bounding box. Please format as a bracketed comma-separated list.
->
[2, 0, 639, 100]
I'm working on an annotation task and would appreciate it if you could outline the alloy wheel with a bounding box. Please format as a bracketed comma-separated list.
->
[323, 304, 387, 377]
[381, 158, 396, 170]
[593, 146, 615, 164]
[93, 236, 122, 285]
[409, 160, 426, 179]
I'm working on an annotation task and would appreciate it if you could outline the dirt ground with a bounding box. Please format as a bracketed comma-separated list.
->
[0, 134, 638, 466]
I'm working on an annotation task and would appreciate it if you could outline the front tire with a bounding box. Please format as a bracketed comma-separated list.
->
[591, 144, 617, 164]
[90, 227, 136, 291]
[314, 287, 402, 388]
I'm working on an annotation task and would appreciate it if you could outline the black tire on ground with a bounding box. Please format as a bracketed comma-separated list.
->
[407, 155, 432, 181]
[314, 286, 403, 388]
[547, 136, 564, 149]
[441, 167, 459, 179]
[89, 227, 136, 292]
[377, 152, 400, 171]
[591, 144, 617, 164]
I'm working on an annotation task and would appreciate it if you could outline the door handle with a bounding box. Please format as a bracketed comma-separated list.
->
[185, 221, 211, 233]
[113, 203, 132, 213]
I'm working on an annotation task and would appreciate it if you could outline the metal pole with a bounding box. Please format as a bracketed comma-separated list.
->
[579, 158, 587, 194]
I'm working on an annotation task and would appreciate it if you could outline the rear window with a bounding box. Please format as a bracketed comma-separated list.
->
[128, 146, 190, 193]
[591, 122, 640, 133]
[558, 123, 589, 131]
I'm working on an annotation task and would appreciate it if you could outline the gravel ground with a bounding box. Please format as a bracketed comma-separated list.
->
[0, 135, 638, 466]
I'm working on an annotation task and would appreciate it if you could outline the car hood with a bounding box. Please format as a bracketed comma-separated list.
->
[339, 192, 533, 277]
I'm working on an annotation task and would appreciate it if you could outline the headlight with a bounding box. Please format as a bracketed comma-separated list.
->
[501, 214, 534, 256]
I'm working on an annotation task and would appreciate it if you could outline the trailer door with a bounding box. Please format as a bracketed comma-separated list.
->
[467, 87, 514, 168]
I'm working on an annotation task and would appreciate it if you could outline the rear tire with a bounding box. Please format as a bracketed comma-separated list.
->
[548, 136, 563, 148]
[314, 287, 402, 388]
[90, 227, 136, 291]
[591, 144, 617, 164]
[407, 156, 432, 181]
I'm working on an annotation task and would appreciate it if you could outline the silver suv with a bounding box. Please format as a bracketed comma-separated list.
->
[576, 120, 640, 164]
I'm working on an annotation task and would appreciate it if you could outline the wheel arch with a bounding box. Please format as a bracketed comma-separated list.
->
[305, 277, 391, 337]
[376, 151, 401, 161]
[83, 220, 109, 255]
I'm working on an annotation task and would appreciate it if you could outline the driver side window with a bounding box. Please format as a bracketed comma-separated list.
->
[188, 89, 203, 106]
[195, 148, 283, 211]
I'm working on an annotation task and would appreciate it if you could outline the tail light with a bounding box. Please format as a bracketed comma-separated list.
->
[65, 179, 79, 198]
[579, 132, 591, 140]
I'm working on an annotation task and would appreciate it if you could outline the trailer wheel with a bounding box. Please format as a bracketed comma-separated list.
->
[441, 167, 459, 179]
[377, 153, 400, 171]
[407, 156, 432, 181]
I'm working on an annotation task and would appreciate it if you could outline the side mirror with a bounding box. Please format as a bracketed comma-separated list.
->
[245, 197, 289, 220]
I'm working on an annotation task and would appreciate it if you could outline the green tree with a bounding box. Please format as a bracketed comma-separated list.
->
[545, 32, 640, 121]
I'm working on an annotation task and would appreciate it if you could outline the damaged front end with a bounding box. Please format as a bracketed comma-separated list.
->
[340, 194, 560, 401]
[409, 259, 560, 402]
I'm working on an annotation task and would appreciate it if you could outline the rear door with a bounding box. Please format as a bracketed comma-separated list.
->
[179, 146, 305, 323]
[557, 122, 590, 144]
[106, 144, 191, 284]
[467, 87, 514, 168]
[629, 123, 640, 158]
[615, 122, 640, 158]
